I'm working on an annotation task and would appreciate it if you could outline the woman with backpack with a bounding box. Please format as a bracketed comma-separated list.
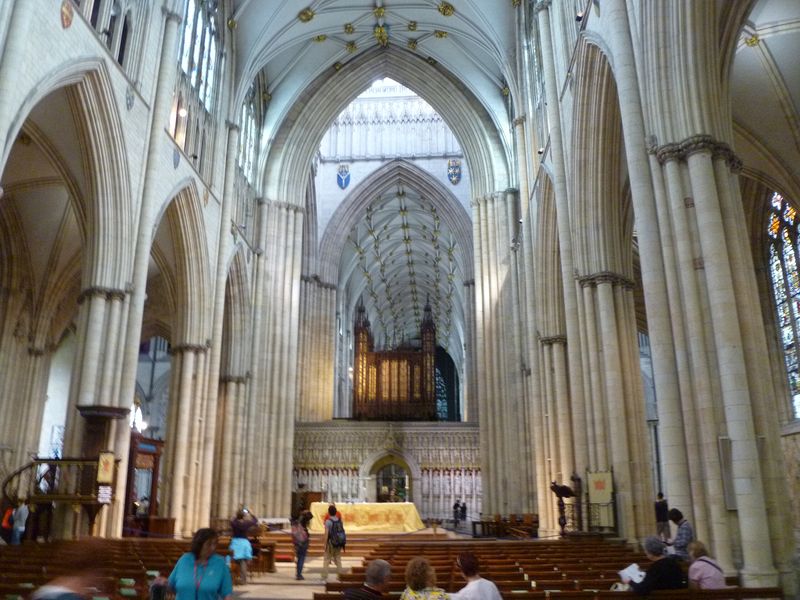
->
[320, 504, 346, 581]
[292, 512, 312, 580]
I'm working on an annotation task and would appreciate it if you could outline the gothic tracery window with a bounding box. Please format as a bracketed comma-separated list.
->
[767, 191, 800, 419]
[170, 0, 223, 176]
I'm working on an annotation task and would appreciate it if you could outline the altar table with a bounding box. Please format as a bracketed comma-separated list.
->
[308, 501, 425, 533]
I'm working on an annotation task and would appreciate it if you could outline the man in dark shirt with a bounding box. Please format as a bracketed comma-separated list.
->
[343, 559, 392, 598]
[623, 536, 687, 596]
[655, 492, 669, 540]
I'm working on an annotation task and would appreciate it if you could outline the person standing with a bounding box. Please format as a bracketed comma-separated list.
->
[452, 500, 461, 528]
[459, 501, 466, 526]
[0, 503, 13, 544]
[654, 493, 669, 540]
[229, 509, 258, 584]
[11, 498, 29, 545]
[450, 552, 502, 600]
[163, 528, 233, 600]
[667, 508, 694, 561]
[343, 559, 392, 599]
[321, 504, 346, 581]
[291, 511, 312, 580]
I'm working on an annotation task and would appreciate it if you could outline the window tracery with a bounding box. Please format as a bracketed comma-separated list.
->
[170, 0, 223, 178]
[767, 191, 800, 419]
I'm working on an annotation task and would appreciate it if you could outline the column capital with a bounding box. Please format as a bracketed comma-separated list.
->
[78, 286, 128, 304]
[169, 342, 208, 355]
[576, 271, 634, 289]
[539, 334, 566, 346]
[533, 0, 552, 15]
[512, 115, 527, 126]
[225, 120, 240, 132]
[650, 134, 742, 171]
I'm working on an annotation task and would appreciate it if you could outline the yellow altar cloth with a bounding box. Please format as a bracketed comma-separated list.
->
[308, 501, 425, 533]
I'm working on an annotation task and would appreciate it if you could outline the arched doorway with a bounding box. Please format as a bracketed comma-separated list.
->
[370, 454, 412, 503]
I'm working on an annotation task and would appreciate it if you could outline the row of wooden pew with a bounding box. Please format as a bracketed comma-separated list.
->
[314, 538, 785, 600]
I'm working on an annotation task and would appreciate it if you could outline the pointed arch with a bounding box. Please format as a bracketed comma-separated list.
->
[570, 40, 633, 278]
[262, 46, 510, 205]
[162, 182, 213, 345]
[1, 59, 133, 290]
[319, 158, 473, 284]
[222, 247, 252, 376]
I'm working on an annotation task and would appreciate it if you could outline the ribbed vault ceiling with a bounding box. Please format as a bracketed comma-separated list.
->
[342, 185, 465, 354]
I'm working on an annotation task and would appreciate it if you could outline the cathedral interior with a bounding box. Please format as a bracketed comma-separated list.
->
[0, 0, 799, 592]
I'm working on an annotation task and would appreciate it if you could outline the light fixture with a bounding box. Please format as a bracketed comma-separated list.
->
[537, 147, 544, 155]
[575, 11, 584, 21]
[178, 107, 188, 117]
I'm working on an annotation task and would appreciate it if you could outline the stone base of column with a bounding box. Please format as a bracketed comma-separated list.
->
[739, 568, 779, 588]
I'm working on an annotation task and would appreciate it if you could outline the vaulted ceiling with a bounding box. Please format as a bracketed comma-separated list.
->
[230, 0, 518, 156]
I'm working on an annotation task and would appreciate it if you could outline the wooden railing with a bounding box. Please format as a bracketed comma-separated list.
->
[2, 457, 113, 504]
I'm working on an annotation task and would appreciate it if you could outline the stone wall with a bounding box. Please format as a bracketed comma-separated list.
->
[293, 421, 482, 521]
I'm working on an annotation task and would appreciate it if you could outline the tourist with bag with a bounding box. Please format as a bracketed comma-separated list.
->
[320, 504, 346, 581]
[292, 511, 312, 580]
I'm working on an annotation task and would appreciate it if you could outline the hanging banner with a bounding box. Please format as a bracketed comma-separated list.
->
[587, 471, 613, 504]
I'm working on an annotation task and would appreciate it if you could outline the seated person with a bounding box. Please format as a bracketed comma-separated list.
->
[621, 536, 686, 595]
[344, 559, 392, 599]
[400, 556, 449, 599]
[688, 541, 727, 590]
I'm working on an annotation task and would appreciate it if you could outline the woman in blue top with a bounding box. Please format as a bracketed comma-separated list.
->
[166, 528, 233, 600]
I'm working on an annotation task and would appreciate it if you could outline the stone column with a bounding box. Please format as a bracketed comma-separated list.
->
[167, 345, 197, 536]
[113, 6, 182, 536]
[197, 121, 240, 524]
[604, 0, 690, 516]
[535, 0, 587, 484]
[686, 147, 775, 585]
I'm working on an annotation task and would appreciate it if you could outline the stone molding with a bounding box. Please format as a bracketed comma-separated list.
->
[263, 198, 306, 214]
[294, 421, 480, 469]
[650, 134, 743, 172]
[77, 286, 128, 304]
[301, 274, 337, 290]
[539, 334, 567, 345]
[220, 374, 248, 384]
[169, 343, 209, 354]
[577, 271, 635, 289]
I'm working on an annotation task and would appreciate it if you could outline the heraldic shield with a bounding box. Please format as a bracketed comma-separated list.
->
[337, 164, 351, 189]
[447, 159, 461, 185]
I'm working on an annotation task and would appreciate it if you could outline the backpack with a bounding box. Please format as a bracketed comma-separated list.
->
[292, 523, 308, 545]
[328, 518, 346, 548]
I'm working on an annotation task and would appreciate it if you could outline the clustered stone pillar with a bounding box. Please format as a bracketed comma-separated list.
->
[472, 190, 531, 516]
[646, 136, 786, 586]
[297, 276, 336, 421]
[534, 0, 588, 503]
[247, 200, 304, 517]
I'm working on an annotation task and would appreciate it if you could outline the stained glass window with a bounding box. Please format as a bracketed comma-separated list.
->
[435, 367, 447, 420]
[767, 192, 800, 418]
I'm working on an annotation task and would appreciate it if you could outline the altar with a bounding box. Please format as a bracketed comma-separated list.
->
[308, 501, 425, 533]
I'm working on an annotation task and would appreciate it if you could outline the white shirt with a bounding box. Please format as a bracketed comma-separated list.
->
[451, 577, 502, 600]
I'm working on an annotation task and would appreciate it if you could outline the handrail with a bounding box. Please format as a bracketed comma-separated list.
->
[1, 457, 116, 505]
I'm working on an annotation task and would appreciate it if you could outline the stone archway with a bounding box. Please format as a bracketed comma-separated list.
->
[359, 448, 422, 503]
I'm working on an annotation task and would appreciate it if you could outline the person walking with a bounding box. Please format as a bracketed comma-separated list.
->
[162, 528, 233, 600]
[320, 504, 346, 581]
[291, 511, 312, 580]
[229, 508, 258, 584]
